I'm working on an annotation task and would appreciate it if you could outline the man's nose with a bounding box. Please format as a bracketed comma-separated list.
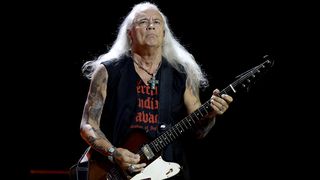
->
[146, 22, 155, 30]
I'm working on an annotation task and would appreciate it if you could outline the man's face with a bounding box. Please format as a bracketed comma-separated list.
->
[129, 9, 164, 49]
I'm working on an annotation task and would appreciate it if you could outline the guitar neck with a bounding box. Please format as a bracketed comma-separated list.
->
[147, 99, 211, 154]
[146, 83, 237, 154]
[141, 58, 273, 157]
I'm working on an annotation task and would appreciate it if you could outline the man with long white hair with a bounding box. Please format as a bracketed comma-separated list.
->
[80, 2, 233, 180]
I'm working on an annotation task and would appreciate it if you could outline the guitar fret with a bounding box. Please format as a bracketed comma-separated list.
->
[170, 130, 176, 139]
[150, 141, 159, 152]
[199, 106, 208, 115]
[188, 116, 195, 124]
[151, 141, 157, 152]
[204, 103, 210, 112]
[172, 126, 179, 137]
[166, 131, 174, 141]
[154, 142, 160, 152]
[185, 117, 192, 126]
[197, 109, 204, 117]
[180, 122, 186, 132]
[156, 139, 164, 149]
[195, 111, 200, 119]
[162, 134, 169, 144]
[177, 123, 184, 133]
[181, 119, 188, 129]
[170, 129, 177, 139]
[204, 106, 209, 112]
[191, 113, 199, 121]
[159, 135, 168, 146]
[165, 132, 172, 142]
[158, 137, 165, 148]
[150, 143, 157, 153]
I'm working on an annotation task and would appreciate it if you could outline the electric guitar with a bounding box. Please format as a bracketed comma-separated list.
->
[87, 56, 274, 180]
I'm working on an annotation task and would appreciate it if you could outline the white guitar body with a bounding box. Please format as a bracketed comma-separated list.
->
[131, 156, 181, 180]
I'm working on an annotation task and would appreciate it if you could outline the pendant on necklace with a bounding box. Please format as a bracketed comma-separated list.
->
[148, 74, 159, 90]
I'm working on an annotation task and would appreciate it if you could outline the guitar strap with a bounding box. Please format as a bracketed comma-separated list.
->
[158, 59, 172, 133]
[158, 59, 175, 160]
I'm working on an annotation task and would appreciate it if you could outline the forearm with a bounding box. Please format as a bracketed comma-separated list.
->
[80, 123, 113, 156]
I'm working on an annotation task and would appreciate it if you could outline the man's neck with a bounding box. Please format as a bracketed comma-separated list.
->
[131, 48, 162, 67]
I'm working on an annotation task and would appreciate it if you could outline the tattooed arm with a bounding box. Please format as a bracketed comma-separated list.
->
[80, 64, 144, 172]
[80, 64, 112, 156]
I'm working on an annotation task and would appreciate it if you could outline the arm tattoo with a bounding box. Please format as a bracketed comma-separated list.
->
[88, 93, 104, 122]
[89, 127, 108, 140]
[82, 67, 110, 153]
[86, 127, 111, 153]
[85, 70, 107, 124]
[88, 136, 105, 152]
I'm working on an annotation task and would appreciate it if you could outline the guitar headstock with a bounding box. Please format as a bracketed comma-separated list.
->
[220, 55, 274, 95]
[236, 55, 274, 92]
[258, 54, 275, 72]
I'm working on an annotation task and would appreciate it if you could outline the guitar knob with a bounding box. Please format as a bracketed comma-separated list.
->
[159, 123, 168, 133]
[160, 124, 166, 130]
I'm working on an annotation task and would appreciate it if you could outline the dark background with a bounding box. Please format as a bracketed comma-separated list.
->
[8, 0, 316, 179]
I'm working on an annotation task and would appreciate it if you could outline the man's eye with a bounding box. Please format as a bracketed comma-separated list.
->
[139, 20, 148, 25]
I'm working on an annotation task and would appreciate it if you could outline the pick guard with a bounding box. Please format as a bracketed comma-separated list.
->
[131, 156, 181, 180]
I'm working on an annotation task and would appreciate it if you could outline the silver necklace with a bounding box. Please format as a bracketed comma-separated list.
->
[133, 59, 162, 90]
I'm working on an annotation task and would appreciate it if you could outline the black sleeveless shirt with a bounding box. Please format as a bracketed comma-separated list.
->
[94, 54, 192, 179]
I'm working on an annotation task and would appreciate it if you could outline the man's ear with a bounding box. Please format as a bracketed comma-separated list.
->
[127, 29, 131, 37]
[127, 29, 132, 43]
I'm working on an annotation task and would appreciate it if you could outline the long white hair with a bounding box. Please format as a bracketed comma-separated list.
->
[82, 2, 208, 94]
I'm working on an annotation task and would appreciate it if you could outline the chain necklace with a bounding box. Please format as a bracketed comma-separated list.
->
[133, 59, 162, 90]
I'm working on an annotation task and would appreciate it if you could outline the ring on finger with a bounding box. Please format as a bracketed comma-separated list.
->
[128, 164, 135, 172]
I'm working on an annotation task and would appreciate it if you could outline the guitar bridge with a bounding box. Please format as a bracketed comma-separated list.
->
[141, 144, 155, 160]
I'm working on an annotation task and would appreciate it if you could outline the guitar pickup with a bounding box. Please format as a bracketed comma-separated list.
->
[141, 145, 155, 160]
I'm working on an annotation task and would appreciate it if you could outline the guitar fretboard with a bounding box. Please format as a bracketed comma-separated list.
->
[139, 58, 273, 157]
